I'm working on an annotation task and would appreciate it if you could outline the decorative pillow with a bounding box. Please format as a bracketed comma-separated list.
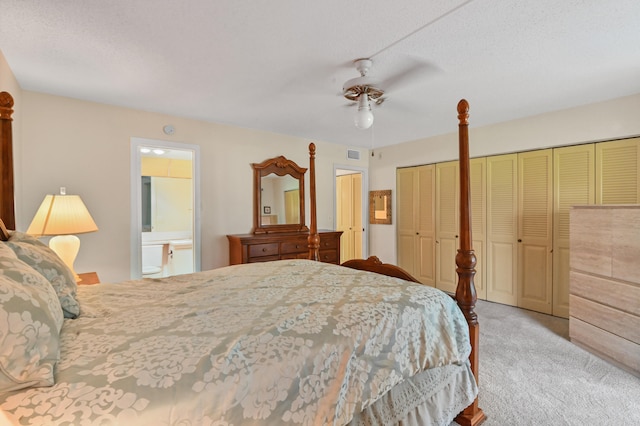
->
[0, 243, 64, 392]
[6, 232, 80, 318]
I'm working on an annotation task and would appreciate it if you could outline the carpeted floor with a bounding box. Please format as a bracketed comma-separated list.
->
[454, 300, 640, 425]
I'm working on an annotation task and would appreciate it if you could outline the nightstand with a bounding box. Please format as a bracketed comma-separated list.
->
[77, 272, 100, 285]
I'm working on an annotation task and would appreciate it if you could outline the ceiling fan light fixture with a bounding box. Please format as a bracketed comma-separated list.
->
[354, 94, 374, 129]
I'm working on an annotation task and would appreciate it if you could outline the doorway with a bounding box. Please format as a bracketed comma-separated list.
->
[130, 138, 201, 279]
[335, 166, 367, 262]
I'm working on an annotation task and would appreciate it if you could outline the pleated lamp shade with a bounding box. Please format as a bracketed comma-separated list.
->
[27, 194, 98, 280]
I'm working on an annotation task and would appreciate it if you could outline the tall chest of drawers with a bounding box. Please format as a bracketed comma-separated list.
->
[227, 230, 342, 265]
[569, 205, 640, 377]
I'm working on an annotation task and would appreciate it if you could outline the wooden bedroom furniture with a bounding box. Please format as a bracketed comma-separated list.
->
[342, 256, 421, 283]
[454, 100, 485, 425]
[1, 90, 484, 424]
[77, 271, 100, 285]
[0, 92, 15, 230]
[227, 230, 342, 265]
[228, 143, 342, 265]
[251, 150, 308, 234]
[344, 103, 485, 425]
[569, 205, 640, 377]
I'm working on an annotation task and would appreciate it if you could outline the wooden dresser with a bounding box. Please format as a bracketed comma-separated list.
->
[227, 230, 342, 265]
[569, 205, 640, 377]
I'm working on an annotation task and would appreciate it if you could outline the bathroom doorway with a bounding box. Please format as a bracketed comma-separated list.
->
[130, 138, 201, 279]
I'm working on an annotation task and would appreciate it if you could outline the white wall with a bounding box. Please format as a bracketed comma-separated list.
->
[369, 93, 640, 263]
[14, 91, 368, 282]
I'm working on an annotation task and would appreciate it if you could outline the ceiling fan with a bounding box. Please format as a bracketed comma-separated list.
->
[342, 57, 434, 130]
[342, 59, 383, 130]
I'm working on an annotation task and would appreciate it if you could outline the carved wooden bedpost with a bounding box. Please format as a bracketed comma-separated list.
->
[454, 100, 486, 426]
[307, 143, 320, 261]
[0, 92, 15, 230]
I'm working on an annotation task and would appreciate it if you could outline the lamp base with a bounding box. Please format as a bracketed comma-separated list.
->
[49, 235, 80, 280]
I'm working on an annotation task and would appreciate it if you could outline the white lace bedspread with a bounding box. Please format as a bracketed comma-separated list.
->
[0, 260, 473, 425]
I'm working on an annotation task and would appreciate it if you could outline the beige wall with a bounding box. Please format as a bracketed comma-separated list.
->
[0, 50, 24, 223]
[6, 49, 640, 280]
[15, 91, 367, 282]
[369, 93, 640, 263]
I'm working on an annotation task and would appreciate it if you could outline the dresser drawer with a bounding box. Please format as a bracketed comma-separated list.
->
[319, 249, 338, 264]
[227, 230, 342, 266]
[249, 243, 279, 258]
[320, 236, 338, 250]
[281, 239, 308, 254]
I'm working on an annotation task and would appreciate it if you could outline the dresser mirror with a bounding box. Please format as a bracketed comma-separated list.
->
[252, 155, 308, 234]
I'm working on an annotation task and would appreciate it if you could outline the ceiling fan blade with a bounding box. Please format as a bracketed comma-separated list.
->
[380, 58, 440, 93]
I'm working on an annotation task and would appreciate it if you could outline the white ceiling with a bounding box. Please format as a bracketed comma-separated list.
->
[1, 0, 639, 149]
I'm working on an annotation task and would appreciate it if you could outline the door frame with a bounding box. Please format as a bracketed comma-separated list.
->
[130, 137, 201, 279]
[334, 164, 368, 260]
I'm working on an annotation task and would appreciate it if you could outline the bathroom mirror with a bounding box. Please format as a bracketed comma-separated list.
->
[252, 155, 308, 234]
[369, 190, 392, 224]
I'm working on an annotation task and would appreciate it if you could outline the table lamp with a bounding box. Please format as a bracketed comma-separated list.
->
[26, 187, 98, 280]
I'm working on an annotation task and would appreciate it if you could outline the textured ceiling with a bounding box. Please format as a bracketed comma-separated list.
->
[1, 0, 640, 148]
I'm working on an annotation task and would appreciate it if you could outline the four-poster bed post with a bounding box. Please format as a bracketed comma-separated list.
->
[0, 91, 15, 230]
[454, 99, 486, 425]
[307, 142, 320, 261]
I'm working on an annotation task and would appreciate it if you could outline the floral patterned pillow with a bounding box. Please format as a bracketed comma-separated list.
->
[0, 243, 64, 392]
[6, 232, 80, 318]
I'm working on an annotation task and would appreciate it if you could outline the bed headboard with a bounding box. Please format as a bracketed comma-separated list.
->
[0, 91, 15, 230]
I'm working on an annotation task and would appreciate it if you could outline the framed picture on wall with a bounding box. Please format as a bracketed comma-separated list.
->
[369, 190, 392, 224]
[263, 206, 271, 214]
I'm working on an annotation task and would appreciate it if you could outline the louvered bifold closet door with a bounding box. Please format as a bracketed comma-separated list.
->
[596, 138, 640, 204]
[518, 149, 553, 314]
[416, 165, 436, 286]
[471, 158, 487, 300]
[486, 154, 518, 306]
[397, 168, 418, 276]
[436, 161, 459, 293]
[553, 144, 594, 318]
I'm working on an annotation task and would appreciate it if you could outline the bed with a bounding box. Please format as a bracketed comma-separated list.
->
[0, 91, 485, 425]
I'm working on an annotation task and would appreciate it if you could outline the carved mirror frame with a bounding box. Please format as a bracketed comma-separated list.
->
[252, 155, 308, 234]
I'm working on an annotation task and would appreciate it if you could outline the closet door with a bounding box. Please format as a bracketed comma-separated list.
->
[397, 165, 436, 286]
[486, 154, 518, 306]
[517, 149, 553, 314]
[470, 158, 487, 300]
[596, 138, 640, 204]
[415, 165, 436, 285]
[351, 173, 363, 260]
[397, 168, 418, 275]
[436, 161, 459, 293]
[553, 144, 594, 318]
[336, 173, 362, 263]
[336, 174, 352, 263]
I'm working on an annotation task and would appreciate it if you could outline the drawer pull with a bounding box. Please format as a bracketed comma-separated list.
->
[262, 248, 267, 252]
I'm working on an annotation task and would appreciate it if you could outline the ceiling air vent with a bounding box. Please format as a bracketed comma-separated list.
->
[347, 149, 360, 160]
